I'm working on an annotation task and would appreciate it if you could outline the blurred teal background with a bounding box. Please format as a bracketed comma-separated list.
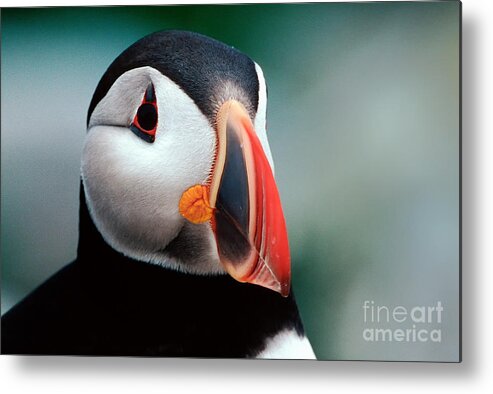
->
[1, 3, 459, 361]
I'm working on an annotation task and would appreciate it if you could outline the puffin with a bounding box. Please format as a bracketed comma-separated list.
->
[1, 30, 315, 359]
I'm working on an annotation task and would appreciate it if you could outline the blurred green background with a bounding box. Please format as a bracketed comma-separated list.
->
[1, 2, 459, 361]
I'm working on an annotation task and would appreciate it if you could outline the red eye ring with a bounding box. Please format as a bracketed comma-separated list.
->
[130, 83, 158, 143]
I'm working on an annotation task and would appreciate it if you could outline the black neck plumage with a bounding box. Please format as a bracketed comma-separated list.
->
[74, 182, 305, 357]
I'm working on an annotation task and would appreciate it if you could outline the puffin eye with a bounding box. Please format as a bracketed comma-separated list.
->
[130, 83, 158, 143]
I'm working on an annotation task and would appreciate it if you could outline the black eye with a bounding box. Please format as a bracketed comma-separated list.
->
[130, 83, 158, 143]
[136, 103, 157, 131]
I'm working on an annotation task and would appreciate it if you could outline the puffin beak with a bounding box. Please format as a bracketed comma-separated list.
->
[179, 100, 291, 297]
[209, 100, 291, 296]
[178, 100, 290, 296]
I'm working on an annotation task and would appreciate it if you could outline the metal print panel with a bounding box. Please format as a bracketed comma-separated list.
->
[0, 2, 461, 362]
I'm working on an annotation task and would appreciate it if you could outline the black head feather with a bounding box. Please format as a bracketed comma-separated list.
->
[87, 30, 260, 126]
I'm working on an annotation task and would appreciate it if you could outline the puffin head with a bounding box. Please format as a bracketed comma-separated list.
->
[81, 30, 290, 296]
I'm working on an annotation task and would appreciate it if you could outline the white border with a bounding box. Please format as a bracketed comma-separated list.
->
[2, 0, 493, 393]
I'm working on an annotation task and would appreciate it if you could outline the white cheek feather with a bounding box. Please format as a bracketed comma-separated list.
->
[255, 329, 317, 360]
[254, 62, 275, 175]
[82, 67, 223, 274]
[88, 71, 150, 129]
